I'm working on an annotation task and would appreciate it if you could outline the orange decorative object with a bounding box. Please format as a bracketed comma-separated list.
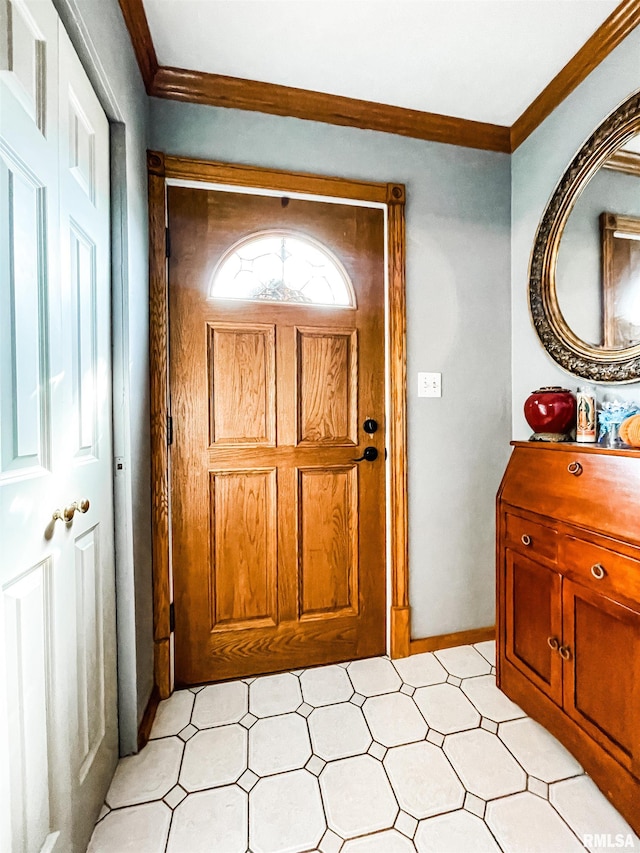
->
[620, 414, 640, 447]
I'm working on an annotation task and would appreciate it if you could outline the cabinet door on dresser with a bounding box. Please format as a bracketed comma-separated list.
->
[562, 578, 640, 778]
[504, 550, 563, 705]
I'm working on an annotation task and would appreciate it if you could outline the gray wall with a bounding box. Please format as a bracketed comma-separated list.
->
[149, 101, 512, 639]
[511, 29, 640, 438]
[54, 0, 153, 755]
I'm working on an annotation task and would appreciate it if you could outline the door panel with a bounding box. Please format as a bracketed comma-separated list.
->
[505, 549, 563, 704]
[563, 579, 640, 775]
[169, 187, 386, 683]
[0, 6, 116, 851]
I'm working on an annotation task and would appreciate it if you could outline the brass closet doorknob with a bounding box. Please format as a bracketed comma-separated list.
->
[52, 499, 91, 524]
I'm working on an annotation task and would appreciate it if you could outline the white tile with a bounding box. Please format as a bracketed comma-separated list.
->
[150, 690, 195, 739]
[88, 802, 172, 853]
[480, 718, 498, 734]
[413, 683, 480, 734]
[250, 769, 325, 853]
[296, 702, 313, 718]
[528, 776, 549, 799]
[300, 664, 353, 706]
[321, 754, 398, 839]
[348, 657, 402, 696]
[461, 674, 525, 722]
[163, 784, 188, 809]
[415, 810, 501, 853]
[384, 741, 464, 819]
[473, 640, 496, 666]
[179, 725, 247, 792]
[97, 804, 110, 822]
[191, 681, 248, 729]
[309, 702, 372, 760]
[342, 829, 415, 852]
[305, 754, 326, 776]
[392, 653, 448, 687]
[239, 712, 257, 729]
[395, 810, 419, 839]
[166, 786, 248, 853]
[178, 723, 197, 742]
[106, 739, 183, 808]
[237, 769, 259, 792]
[363, 693, 427, 747]
[499, 717, 582, 782]
[443, 729, 526, 800]
[400, 684, 415, 696]
[250, 673, 302, 717]
[464, 792, 486, 818]
[249, 713, 311, 776]
[549, 776, 640, 849]
[433, 646, 491, 678]
[426, 730, 444, 748]
[350, 693, 365, 707]
[446, 675, 462, 687]
[368, 741, 387, 761]
[486, 791, 585, 852]
[318, 828, 343, 853]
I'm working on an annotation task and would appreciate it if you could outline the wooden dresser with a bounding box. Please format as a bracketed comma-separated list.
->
[497, 441, 640, 833]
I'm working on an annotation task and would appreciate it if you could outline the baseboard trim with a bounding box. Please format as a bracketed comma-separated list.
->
[409, 626, 495, 656]
[137, 685, 161, 751]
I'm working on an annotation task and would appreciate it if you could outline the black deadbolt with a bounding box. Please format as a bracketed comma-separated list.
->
[363, 418, 378, 434]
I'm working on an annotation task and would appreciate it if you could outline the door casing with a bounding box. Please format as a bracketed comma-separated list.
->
[147, 151, 409, 698]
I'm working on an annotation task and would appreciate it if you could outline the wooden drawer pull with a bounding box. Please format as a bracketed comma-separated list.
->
[547, 636, 559, 651]
[590, 563, 606, 580]
[559, 645, 572, 661]
[521, 534, 531, 546]
[567, 461, 583, 476]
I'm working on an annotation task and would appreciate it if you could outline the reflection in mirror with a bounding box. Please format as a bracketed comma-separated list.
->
[555, 132, 640, 350]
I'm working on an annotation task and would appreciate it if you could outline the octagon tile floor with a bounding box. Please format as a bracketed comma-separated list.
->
[88, 642, 639, 853]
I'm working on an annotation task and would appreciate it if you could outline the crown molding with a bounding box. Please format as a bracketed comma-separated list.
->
[118, 0, 639, 154]
[151, 66, 510, 153]
[510, 0, 640, 151]
[117, 0, 158, 91]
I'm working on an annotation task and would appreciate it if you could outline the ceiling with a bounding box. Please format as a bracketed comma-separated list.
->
[142, 0, 619, 127]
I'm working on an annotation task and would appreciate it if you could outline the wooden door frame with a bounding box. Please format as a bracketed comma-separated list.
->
[148, 150, 409, 698]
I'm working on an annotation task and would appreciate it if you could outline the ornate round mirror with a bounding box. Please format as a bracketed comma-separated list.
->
[530, 90, 640, 382]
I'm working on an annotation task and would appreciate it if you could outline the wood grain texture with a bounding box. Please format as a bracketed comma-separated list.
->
[117, 0, 158, 92]
[147, 155, 172, 699]
[297, 330, 356, 444]
[390, 606, 411, 659]
[497, 442, 640, 833]
[387, 190, 410, 659]
[168, 185, 387, 683]
[209, 325, 276, 445]
[603, 149, 640, 177]
[510, 0, 640, 150]
[409, 626, 495, 656]
[163, 154, 391, 203]
[137, 685, 160, 751]
[152, 67, 511, 153]
[211, 470, 277, 627]
[299, 467, 358, 617]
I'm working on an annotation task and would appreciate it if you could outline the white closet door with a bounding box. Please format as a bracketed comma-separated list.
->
[0, 2, 117, 851]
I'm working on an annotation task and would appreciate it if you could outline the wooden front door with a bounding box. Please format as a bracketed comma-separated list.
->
[168, 186, 386, 684]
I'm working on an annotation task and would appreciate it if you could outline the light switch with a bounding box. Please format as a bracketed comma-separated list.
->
[418, 372, 442, 397]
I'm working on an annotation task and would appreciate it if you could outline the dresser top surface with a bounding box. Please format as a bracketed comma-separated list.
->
[511, 441, 640, 459]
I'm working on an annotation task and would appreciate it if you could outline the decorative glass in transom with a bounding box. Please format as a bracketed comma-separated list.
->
[210, 232, 355, 307]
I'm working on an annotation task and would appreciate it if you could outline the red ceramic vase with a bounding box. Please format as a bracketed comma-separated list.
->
[524, 387, 576, 439]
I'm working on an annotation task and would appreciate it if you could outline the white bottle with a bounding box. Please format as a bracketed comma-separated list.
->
[576, 387, 596, 442]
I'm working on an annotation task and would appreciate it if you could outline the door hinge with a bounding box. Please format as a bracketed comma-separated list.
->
[169, 602, 175, 633]
[167, 413, 173, 445]
[165, 227, 171, 258]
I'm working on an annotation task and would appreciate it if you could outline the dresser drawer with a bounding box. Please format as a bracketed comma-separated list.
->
[505, 513, 557, 561]
[561, 536, 640, 604]
[500, 445, 640, 543]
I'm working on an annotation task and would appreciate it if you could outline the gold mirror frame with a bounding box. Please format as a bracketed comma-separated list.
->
[529, 90, 640, 382]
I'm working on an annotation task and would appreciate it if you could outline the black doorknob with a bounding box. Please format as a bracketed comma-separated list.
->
[353, 447, 378, 462]
[363, 418, 378, 434]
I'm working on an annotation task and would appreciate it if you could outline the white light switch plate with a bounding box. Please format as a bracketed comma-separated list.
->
[418, 372, 442, 397]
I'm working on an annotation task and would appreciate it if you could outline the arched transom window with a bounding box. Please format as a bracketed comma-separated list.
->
[210, 232, 356, 307]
